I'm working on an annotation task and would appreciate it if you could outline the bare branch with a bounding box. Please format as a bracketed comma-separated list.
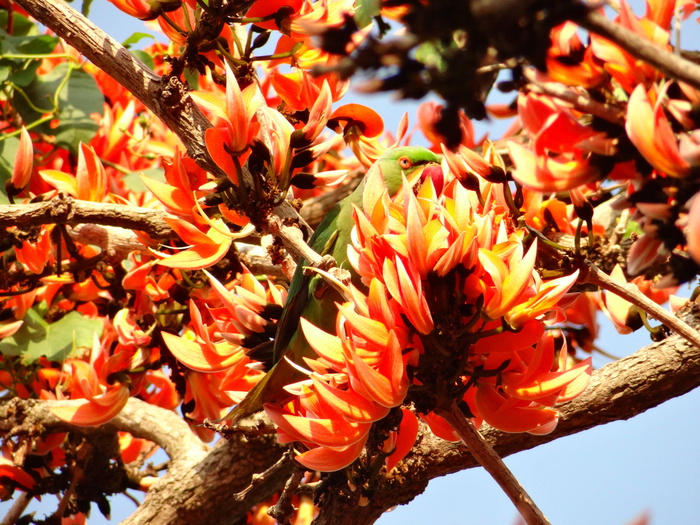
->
[436, 403, 550, 525]
[0, 397, 207, 467]
[583, 260, 700, 350]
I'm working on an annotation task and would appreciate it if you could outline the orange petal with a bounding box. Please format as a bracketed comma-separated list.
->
[508, 141, 599, 192]
[385, 408, 419, 471]
[48, 384, 130, 426]
[311, 375, 390, 422]
[140, 175, 194, 215]
[330, 103, 384, 138]
[626, 84, 690, 177]
[264, 404, 371, 447]
[421, 411, 460, 442]
[11, 127, 33, 189]
[76, 143, 106, 202]
[337, 303, 390, 348]
[300, 317, 346, 369]
[294, 433, 368, 472]
[162, 331, 242, 372]
[350, 351, 403, 408]
[474, 384, 558, 433]
[39, 169, 79, 197]
[0, 457, 36, 491]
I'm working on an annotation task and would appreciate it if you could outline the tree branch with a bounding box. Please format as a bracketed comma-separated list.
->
[578, 9, 700, 91]
[0, 195, 176, 239]
[14, 0, 215, 172]
[522, 68, 625, 126]
[436, 403, 550, 525]
[0, 397, 207, 467]
[0, 396, 291, 524]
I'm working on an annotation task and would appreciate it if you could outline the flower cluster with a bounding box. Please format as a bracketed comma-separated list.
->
[262, 146, 592, 471]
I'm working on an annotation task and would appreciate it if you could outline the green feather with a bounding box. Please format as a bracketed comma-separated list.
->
[224, 146, 440, 422]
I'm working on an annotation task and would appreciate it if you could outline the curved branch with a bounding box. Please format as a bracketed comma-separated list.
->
[0, 396, 291, 524]
[0, 397, 207, 467]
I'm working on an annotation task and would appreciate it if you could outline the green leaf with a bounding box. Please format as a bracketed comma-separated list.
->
[131, 49, 155, 71]
[0, 13, 38, 37]
[8, 60, 41, 87]
[12, 63, 103, 153]
[17, 34, 58, 56]
[0, 63, 11, 84]
[122, 32, 155, 49]
[415, 40, 449, 73]
[624, 219, 642, 240]
[354, 0, 381, 28]
[0, 309, 103, 364]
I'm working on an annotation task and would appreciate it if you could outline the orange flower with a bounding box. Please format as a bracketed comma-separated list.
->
[626, 84, 690, 177]
[47, 357, 130, 427]
[40, 143, 107, 202]
[190, 63, 264, 182]
[8, 127, 33, 195]
[152, 217, 235, 270]
[508, 141, 600, 192]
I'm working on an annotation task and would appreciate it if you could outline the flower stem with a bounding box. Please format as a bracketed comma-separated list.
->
[436, 402, 551, 525]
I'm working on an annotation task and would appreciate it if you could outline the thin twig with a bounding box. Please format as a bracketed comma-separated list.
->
[233, 449, 294, 503]
[582, 260, 700, 349]
[268, 467, 304, 523]
[435, 402, 550, 525]
[0, 491, 31, 525]
[0, 195, 176, 239]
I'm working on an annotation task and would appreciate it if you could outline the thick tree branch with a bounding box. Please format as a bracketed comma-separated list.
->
[0, 195, 175, 239]
[0, 397, 207, 467]
[0, 396, 291, 524]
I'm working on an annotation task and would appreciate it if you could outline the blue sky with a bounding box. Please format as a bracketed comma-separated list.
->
[3, 1, 700, 523]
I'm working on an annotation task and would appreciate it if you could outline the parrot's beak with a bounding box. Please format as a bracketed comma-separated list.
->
[413, 162, 445, 195]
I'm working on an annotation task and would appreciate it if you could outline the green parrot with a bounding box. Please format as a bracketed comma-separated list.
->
[226, 146, 442, 422]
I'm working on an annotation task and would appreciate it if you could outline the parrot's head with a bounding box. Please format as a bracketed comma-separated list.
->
[379, 146, 444, 195]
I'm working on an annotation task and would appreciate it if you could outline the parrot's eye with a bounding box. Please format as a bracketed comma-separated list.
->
[398, 156, 412, 169]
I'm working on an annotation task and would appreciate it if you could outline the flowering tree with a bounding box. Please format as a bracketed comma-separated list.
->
[1, 0, 700, 523]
